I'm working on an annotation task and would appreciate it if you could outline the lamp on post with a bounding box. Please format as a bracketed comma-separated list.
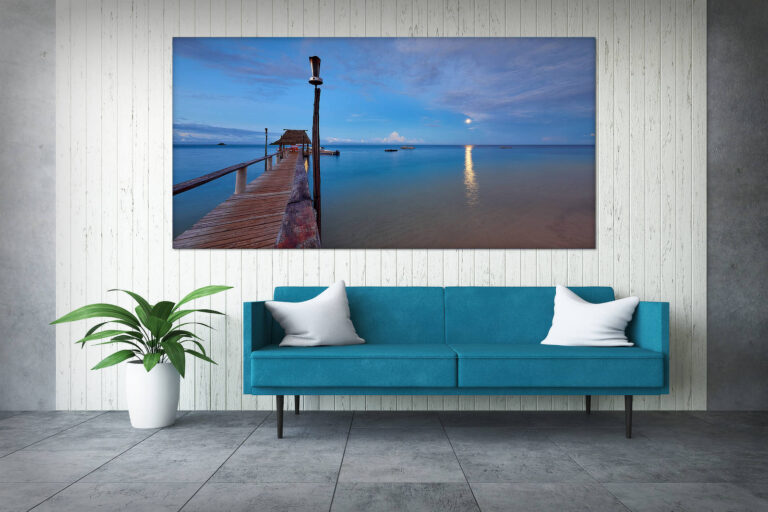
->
[309, 56, 322, 238]
[309, 56, 323, 86]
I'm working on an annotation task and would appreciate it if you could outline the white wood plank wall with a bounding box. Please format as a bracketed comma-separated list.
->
[55, 0, 707, 411]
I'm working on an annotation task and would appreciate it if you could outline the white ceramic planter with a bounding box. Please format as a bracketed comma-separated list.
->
[126, 361, 180, 429]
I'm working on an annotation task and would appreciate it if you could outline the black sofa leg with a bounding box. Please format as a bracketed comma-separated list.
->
[585, 395, 591, 415]
[276, 395, 284, 439]
[295, 395, 300, 415]
[625, 395, 633, 439]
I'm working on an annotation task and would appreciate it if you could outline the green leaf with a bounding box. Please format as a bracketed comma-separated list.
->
[185, 349, 217, 365]
[75, 329, 130, 347]
[143, 353, 162, 372]
[91, 350, 137, 370]
[156, 320, 174, 339]
[172, 285, 232, 312]
[162, 334, 184, 346]
[160, 340, 185, 378]
[109, 288, 153, 317]
[143, 315, 173, 339]
[151, 301, 176, 321]
[51, 304, 141, 329]
[176, 321, 213, 330]
[180, 338, 207, 355]
[134, 305, 150, 328]
[110, 334, 147, 353]
[111, 333, 147, 348]
[119, 331, 146, 342]
[94, 338, 145, 352]
[85, 322, 112, 337]
[168, 309, 224, 324]
[163, 329, 201, 341]
[103, 319, 144, 332]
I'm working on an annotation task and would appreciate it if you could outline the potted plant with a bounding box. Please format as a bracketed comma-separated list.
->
[52, 285, 231, 428]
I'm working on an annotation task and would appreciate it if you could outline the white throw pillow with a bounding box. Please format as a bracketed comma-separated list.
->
[265, 280, 365, 347]
[541, 285, 639, 347]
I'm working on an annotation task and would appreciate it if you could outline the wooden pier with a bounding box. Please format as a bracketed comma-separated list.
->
[173, 149, 320, 249]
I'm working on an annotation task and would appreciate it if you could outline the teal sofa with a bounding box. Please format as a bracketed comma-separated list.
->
[243, 286, 669, 438]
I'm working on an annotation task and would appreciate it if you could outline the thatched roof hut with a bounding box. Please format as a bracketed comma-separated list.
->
[270, 129, 311, 146]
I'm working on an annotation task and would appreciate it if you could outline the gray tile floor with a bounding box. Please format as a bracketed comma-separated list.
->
[0, 410, 766, 511]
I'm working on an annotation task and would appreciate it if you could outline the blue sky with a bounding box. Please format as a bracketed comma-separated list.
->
[173, 37, 595, 145]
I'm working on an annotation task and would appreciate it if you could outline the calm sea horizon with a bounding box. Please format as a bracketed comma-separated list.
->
[173, 143, 595, 248]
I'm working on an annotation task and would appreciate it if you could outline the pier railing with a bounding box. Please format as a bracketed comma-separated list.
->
[172, 149, 285, 196]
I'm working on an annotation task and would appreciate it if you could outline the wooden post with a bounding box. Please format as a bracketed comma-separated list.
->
[264, 128, 268, 172]
[234, 166, 247, 194]
[267, 156, 272, 171]
[312, 86, 322, 237]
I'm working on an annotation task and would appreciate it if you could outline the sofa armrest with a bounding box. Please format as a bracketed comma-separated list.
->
[243, 301, 272, 393]
[626, 301, 669, 357]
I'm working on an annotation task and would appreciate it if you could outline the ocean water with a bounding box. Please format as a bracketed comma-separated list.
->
[173, 144, 595, 248]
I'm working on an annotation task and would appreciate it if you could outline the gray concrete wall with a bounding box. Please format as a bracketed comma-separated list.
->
[708, 0, 768, 410]
[0, 0, 56, 410]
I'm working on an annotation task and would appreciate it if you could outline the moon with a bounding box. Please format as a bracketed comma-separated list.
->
[464, 118, 472, 124]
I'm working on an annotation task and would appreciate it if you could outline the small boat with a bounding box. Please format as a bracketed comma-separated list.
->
[400, 146, 415, 150]
[384, 148, 398, 152]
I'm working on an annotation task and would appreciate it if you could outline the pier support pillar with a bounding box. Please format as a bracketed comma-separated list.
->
[234, 166, 247, 194]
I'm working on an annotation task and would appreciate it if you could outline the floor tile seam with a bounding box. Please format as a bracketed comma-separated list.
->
[440, 425, 623, 432]
[594, 482, 637, 512]
[327, 410, 354, 512]
[437, 413, 482, 511]
[688, 413, 744, 428]
[543, 433, 607, 486]
[194, 480, 340, 484]
[601, 482, 727, 512]
[0, 411, 110, 460]
[349, 426, 445, 430]
[175, 411, 272, 512]
[599, 478, 733, 484]
[25, 424, 164, 512]
[465, 481, 637, 512]
[677, 482, 768, 507]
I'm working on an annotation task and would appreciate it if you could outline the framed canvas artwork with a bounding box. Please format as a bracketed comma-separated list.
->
[172, 37, 596, 249]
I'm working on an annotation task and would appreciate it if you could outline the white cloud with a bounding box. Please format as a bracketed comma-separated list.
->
[369, 131, 423, 144]
[381, 131, 406, 143]
[324, 131, 423, 144]
[325, 136, 360, 143]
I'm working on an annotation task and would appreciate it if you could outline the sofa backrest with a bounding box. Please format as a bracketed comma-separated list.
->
[444, 286, 615, 345]
[271, 286, 446, 345]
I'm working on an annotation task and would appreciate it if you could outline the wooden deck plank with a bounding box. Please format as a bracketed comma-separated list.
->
[174, 216, 286, 242]
[174, 225, 285, 248]
[173, 151, 303, 248]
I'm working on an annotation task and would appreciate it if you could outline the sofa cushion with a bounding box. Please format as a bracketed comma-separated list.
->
[450, 344, 664, 388]
[444, 287, 615, 345]
[250, 344, 457, 388]
[271, 287, 445, 346]
[266, 281, 365, 347]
